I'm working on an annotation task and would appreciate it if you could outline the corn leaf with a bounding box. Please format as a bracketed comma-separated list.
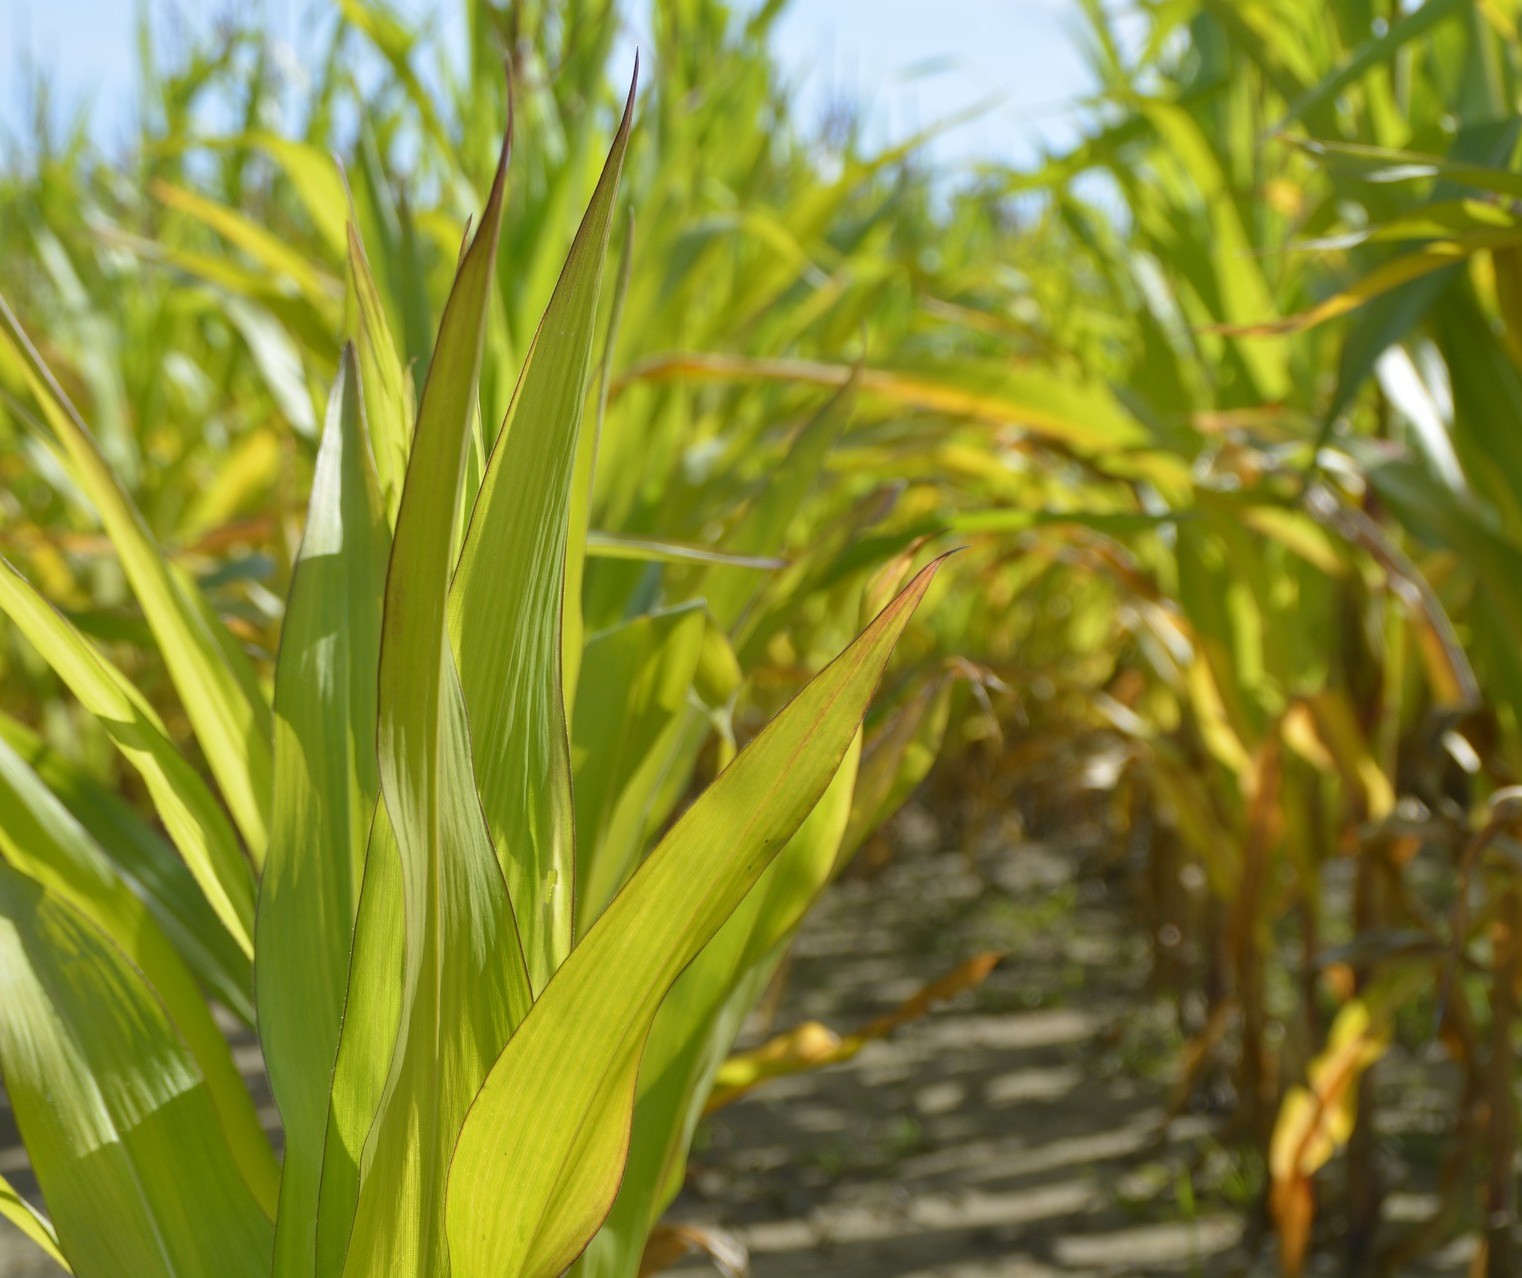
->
[258, 348, 390, 1278]
[0, 1172, 68, 1273]
[623, 352, 1145, 452]
[346, 221, 413, 523]
[318, 116, 534, 1278]
[584, 531, 784, 571]
[0, 295, 274, 861]
[449, 72, 636, 987]
[0, 732, 277, 1213]
[574, 743, 860, 1278]
[0, 561, 256, 954]
[0, 714, 253, 1020]
[572, 602, 708, 931]
[0, 860, 274, 1278]
[446, 558, 942, 1278]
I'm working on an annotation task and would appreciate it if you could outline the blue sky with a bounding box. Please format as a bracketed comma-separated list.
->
[2, 1, 1100, 169]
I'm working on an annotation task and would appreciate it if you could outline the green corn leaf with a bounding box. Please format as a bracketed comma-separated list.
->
[572, 602, 708, 932]
[1, 1171, 69, 1273]
[1274, 0, 1467, 131]
[0, 561, 256, 954]
[446, 558, 942, 1278]
[0, 732, 277, 1213]
[0, 860, 274, 1278]
[0, 295, 275, 862]
[565, 207, 635, 711]
[583, 531, 785, 571]
[0, 714, 254, 1020]
[449, 71, 636, 988]
[704, 377, 856, 629]
[841, 671, 956, 860]
[316, 114, 533, 1278]
[258, 348, 390, 1278]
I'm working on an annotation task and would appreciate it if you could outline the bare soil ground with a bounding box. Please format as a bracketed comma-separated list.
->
[661, 809, 1478, 1278]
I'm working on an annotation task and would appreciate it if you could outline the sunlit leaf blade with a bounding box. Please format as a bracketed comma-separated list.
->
[319, 116, 533, 1278]
[446, 558, 942, 1278]
[450, 69, 637, 987]
[0, 860, 274, 1278]
[0, 733, 277, 1213]
[0, 1171, 69, 1273]
[0, 714, 253, 1020]
[0, 294, 274, 861]
[150, 180, 342, 317]
[258, 349, 389, 1278]
[346, 222, 412, 523]
[0, 560, 255, 954]
[574, 746, 860, 1278]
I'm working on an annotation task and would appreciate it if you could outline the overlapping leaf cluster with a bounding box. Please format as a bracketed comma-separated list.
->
[0, 7, 960, 1275]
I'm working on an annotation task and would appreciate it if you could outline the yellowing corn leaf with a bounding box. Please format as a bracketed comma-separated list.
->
[446, 558, 942, 1278]
[638, 1224, 748, 1278]
[1210, 229, 1522, 337]
[1268, 972, 1417, 1278]
[622, 352, 1145, 453]
[706, 952, 1002, 1110]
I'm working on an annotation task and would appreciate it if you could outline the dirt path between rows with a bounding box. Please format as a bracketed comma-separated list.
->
[661, 811, 1476, 1278]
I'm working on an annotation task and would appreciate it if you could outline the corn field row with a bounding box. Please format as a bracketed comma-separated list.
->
[2, 1, 1521, 1274]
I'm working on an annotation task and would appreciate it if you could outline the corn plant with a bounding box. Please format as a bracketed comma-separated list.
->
[0, 71, 947, 1278]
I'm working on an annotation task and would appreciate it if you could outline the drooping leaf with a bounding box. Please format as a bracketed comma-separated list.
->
[706, 951, 1003, 1109]
[0, 560, 256, 954]
[0, 294, 274, 861]
[0, 732, 277, 1213]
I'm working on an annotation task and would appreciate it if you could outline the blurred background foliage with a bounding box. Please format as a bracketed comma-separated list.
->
[7, 0, 1522, 1272]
